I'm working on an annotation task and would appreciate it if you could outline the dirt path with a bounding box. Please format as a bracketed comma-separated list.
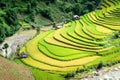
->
[82, 64, 120, 80]
[0, 30, 36, 57]
[70, 64, 120, 80]
[0, 26, 53, 58]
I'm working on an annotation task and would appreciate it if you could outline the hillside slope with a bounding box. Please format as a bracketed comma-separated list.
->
[0, 56, 34, 80]
[19, 0, 120, 73]
[0, 0, 101, 43]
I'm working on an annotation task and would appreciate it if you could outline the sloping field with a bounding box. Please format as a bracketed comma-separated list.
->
[19, 0, 120, 73]
[0, 56, 34, 80]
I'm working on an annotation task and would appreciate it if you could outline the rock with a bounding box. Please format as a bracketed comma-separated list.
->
[83, 78, 88, 80]
[98, 78, 103, 80]
[118, 66, 120, 69]
[94, 72, 99, 76]
[114, 68, 119, 71]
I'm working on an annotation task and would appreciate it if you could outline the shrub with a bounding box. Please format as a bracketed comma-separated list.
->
[64, 72, 75, 78]
[40, 7, 53, 21]
[96, 61, 103, 70]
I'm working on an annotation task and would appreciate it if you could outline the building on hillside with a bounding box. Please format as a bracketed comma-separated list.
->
[20, 52, 28, 58]
[56, 25, 63, 29]
[73, 15, 80, 20]
[97, 5, 102, 10]
[53, 22, 64, 29]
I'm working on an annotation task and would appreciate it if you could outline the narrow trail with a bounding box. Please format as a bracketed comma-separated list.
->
[83, 65, 120, 80]
[0, 26, 53, 57]
[70, 64, 120, 80]
[0, 30, 36, 57]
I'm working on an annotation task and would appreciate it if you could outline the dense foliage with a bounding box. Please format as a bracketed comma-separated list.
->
[0, 0, 101, 43]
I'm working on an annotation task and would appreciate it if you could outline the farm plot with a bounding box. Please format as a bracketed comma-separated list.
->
[19, 0, 120, 74]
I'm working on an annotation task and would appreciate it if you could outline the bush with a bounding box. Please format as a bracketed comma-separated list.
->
[40, 7, 53, 21]
[64, 72, 75, 78]
[4, 9, 18, 26]
[96, 61, 103, 70]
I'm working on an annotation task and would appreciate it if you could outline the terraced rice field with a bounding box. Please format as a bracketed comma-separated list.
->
[20, 0, 120, 73]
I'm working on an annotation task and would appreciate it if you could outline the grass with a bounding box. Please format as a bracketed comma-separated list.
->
[87, 12, 120, 31]
[35, 15, 52, 26]
[18, 0, 120, 79]
[65, 21, 108, 46]
[86, 50, 120, 68]
[81, 20, 103, 38]
[38, 31, 96, 60]
[74, 20, 94, 40]
[83, 15, 108, 36]
[19, 31, 100, 71]
[21, 54, 99, 71]
[38, 44, 95, 60]
[15, 59, 65, 80]
[23, 31, 100, 66]
[20, 22, 32, 29]
[61, 27, 96, 47]
[68, 28, 107, 45]
[95, 24, 114, 34]
[99, 46, 120, 55]
[53, 28, 102, 50]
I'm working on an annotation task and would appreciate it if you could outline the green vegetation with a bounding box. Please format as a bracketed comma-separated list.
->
[0, 0, 102, 43]
[20, 22, 31, 29]
[1, 0, 120, 80]
[15, 59, 65, 80]
[17, 0, 120, 79]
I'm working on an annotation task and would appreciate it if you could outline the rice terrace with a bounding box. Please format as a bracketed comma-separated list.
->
[1, 0, 120, 80]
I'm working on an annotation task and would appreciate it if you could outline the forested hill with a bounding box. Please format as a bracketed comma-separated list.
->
[0, 0, 101, 43]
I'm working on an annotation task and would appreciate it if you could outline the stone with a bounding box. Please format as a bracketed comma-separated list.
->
[114, 68, 119, 71]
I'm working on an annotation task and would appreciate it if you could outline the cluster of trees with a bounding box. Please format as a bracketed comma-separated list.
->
[0, 0, 102, 43]
[36, 0, 102, 21]
[59, 0, 102, 15]
[0, 8, 19, 43]
[19, 0, 102, 22]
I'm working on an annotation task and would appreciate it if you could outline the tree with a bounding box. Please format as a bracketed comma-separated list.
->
[86, 2, 95, 11]
[96, 52, 99, 55]
[73, 3, 83, 15]
[96, 61, 103, 70]
[36, 26, 40, 34]
[51, 0, 57, 3]
[95, 0, 102, 6]
[0, 0, 6, 9]
[16, 45, 20, 57]
[40, 7, 53, 21]
[5, 9, 18, 26]
[2, 43, 9, 57]
[52, 22, 57, 29]
[27, 3, 32, 13]
[0, 25, 5, 43]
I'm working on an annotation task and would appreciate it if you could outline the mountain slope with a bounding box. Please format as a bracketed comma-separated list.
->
[0, 56, 34, 80]
[19, 0, 120, 73]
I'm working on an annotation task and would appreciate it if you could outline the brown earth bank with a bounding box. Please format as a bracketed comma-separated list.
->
[0, 26, 53, 80]
[0, 56, 34, 80]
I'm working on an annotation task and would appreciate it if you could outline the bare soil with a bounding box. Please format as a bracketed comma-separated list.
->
[0, 56, 34, 80]
[70, 64, 120, 80]
[0, 26, 53, 57]
[0, 30, 36, 57]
